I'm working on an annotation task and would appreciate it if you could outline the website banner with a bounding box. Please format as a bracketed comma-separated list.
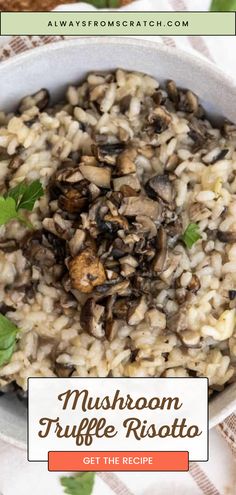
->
[0, 11, 235, 35]
[28, 377, 208, 467]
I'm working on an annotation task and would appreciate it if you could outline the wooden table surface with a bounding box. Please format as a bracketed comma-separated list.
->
[0, 0, 132, 11]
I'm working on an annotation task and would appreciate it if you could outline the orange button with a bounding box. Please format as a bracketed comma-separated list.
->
[48, 451, 189, 472]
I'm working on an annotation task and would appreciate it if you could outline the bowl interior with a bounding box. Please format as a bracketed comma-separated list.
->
[0, 38, 236, 448]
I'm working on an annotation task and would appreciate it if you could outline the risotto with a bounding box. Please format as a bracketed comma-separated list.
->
[0, 69, 236, 398]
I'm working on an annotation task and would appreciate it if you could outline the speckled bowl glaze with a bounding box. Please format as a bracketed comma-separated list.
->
[0, 38, 236, 448]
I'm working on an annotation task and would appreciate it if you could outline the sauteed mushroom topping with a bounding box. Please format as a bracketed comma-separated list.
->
[43, 135, 183, 339]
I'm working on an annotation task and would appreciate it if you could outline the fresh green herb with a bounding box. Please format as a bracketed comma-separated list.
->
[0, 179, 44, 228]
[0, 314, 19, 367]
[181, 223, 202, 249]
[210, 0, 236, 11]
[85, 0, 120, 7]
[60, 473, 95, 495]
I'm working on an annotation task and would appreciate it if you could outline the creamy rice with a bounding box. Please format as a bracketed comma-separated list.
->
[0, 69, 236, 396]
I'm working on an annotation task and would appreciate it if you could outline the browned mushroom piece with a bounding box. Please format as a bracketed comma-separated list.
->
[116, 149, 137, 176]
[165, 154, 179, 172]
[0, 239, 18, 253]
[127, 296, 148, 325]
[217, 231, 236, 244]
[18, 89, 50, 113]
[80, 298, 105, 339]
[153, 227, 168, 272]
[105, 319, 121, 342]
[93, 142, 126, 165]
[185, 90, 199, 114]
[68, 229, 86, 257]
[135, 215, 157, 239]
[55, 167, 84, 184]
[58, 190, 88, 213]
[119, 196, 162, 221]
[148, 107, 172, 134]
[22, 231, 55, 268]
[113, 298, 129, 320]
[79, 164, 111, 188]
[187, 274, 201, 293]
[145, 174, 173, 204]
[69, 249, 106, 293]
[0, 147, 10, 161]
[166, 80, 179, 104]
[8, 155, 24, 171]
[101, 214, 129, 234]
[42, 214, 74, 241]
[113, 174, 141, 192]
[95, 279, 130, 297]
[55, 363, 76, 378]
[223, 121, 236, 139]
[119, 185, 139, 197]
[189, 203, 211, 222]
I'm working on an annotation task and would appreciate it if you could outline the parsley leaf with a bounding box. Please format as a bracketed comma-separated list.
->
[181, 223, 202, 249]
[7, 181, 28, 208]
[0, 197, 19, 226]
[210, 0, 236, 11]
[7, 179, 44, 211]
[60, 473, 95, 495]
[17, 180, 44, 211]
[0, 179, 44, 228]
[0, 314, 19, 367]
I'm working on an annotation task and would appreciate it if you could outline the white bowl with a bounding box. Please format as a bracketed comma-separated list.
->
[0, 37, 236, 449]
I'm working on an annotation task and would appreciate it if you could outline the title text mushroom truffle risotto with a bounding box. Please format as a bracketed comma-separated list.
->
[0, 69, 236, 399]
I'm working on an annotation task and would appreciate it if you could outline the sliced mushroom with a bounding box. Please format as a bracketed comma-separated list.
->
[0, 239, 18, 253]
[18, 88, 50, 113]
[116, 150, 137, 176]
[113, 298, 129, 320]
[99, 214, 129, 235]
[135, 215, 157, 239]
[185, 90, 199, 114]
[165, 154, 179, 172]
[80, 298, 105, 339]
[167, 307, 188, 334]
[94, 142, 126, 165]
[69, 249, 106, 293]
[95, 279, 130, 297]
[79, 164, 111, 188]
[166, 80, 179, 104]
[148, 107, 172, 133]
[55, 363, 76, 378]
[8, 155, 24, 171]
[55, 166, 84, 184]
[120, 254, 138, 277]
[119, 185, 139, 197]
[105, 319, 121, 342]
[153, 227, 168, 272]
[145, 174, 173, 204]
[217, 231, 236, 244]
[58, 190, 88, 213]
[42, 214, 74, 241]
[119, 196, 162, 221]
[69, 229, 86, 257]
[22, 231, 55, 268]
[127, 296, 148, 325]
[187, 274, 201, 293]
[189, 203, 211, 222]
[113, 174, 140, 192]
